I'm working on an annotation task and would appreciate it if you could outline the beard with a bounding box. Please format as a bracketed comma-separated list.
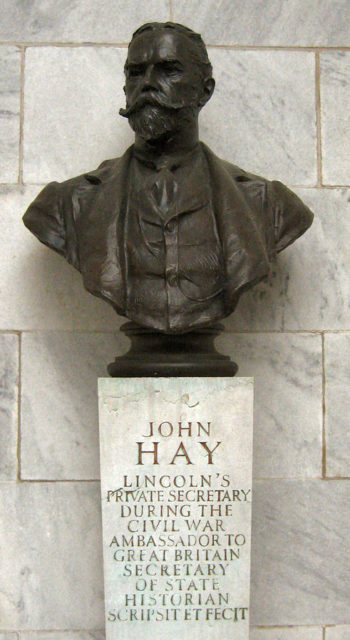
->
[120, 93, 197, 142]
[128, 104, 185, 141]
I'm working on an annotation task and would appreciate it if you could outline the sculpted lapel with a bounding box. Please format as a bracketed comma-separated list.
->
[77, 148, 133, 314]
[202, 144, 272, 313]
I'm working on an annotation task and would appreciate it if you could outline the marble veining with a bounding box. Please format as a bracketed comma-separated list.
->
[250, 480, 350, 625]
[202, 50, 316, 185]
[0, 334, 19, 480]
[325, 334, 350, 477]
[173, 0, 350, 46]
[21, 332, 123, 480]
[217, 333, 322, 479]
[0, 47, 21, 183]
[0, 482, 104, 630]
[0, 0, 170, 42]
[321, 52, 350, 185]
[23, 47, 133, 183]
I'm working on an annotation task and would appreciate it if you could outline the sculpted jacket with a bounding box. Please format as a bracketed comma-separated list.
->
[22, 143, 314, 332]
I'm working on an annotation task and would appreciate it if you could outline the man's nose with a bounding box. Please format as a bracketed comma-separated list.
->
[141, 64, 157, 91]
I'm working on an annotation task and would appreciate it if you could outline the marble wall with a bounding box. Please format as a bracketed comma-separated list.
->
[0, 0, 349, 637]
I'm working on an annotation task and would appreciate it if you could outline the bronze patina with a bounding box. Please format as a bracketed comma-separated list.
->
[23, 22, 313, 375]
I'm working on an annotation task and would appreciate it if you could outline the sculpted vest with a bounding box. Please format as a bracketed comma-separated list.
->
[125, 149, 225, 331]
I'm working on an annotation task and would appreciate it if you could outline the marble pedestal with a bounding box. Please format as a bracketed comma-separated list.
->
[98, 377, 253, 640]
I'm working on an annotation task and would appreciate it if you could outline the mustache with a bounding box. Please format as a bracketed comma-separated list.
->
[119, 92, 187, 118]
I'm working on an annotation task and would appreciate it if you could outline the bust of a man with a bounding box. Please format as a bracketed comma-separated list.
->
[23, 22, 313, 334]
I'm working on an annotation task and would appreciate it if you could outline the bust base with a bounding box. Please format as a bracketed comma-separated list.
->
[108, 322, 238, 377]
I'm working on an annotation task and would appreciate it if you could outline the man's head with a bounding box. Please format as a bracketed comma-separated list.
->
[120, 22, 215, 142]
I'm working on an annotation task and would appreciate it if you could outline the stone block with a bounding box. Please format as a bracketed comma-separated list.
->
[0, 333, 18, 480]
[251, 480, 350, 625]
[250, 628, 322, 640]
[173, 0, 350, 46]
[23, 47, 133, 183]
[217, 333, 322, 479]
[99, 377, 253, 639]
[0, 47, 20, 183]
[0, 1, 170, 42]
[321, 53, 350, 185]
[0, 482, 103, 630]
[21, 332, 125, 480]
[325, 334, 350, 477]
[201, 49, 316, 185]
[326, 626, 350, 639]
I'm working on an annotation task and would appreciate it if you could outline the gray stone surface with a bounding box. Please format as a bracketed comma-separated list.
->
[326, 627, 350, 639]
[325, 334, 350, 477]
[227, 188, 350, 331]
[218, 333, 322, 479]
[321, 53, 350, 185]
[250, 480, 350, 625]
[173, 0, 350, 46]
[21, 332, 125, 480]
[23, 47, 316, 186]
[202, 50, 316, 185]
[0, 47, 20, 183]
[20, 633, 104, 640]
[0, 482, 103, 630]
[0, 0, 170, 42]
[23, 47, 133, 183]
[0, 334, 18, 480]
[250, 629, 322, 640]
[0, 186, 117, 330]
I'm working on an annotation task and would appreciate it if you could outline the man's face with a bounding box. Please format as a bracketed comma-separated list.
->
[120, 29, 211, 141]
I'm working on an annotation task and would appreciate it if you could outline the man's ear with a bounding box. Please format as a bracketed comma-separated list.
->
[198, 77, 215, 108]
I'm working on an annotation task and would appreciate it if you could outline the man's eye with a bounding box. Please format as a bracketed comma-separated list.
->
[128, 66, 143, 77]
[161, 62, 181, 74]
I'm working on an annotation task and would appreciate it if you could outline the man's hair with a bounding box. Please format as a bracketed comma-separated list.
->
[129, 22, 213, 80]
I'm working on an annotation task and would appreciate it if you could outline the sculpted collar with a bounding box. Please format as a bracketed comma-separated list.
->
[133, 142, 201, 172]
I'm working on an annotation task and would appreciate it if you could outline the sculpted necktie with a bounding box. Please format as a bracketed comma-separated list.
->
[150, 162, 178, 218]
[135, 159, 179, 267]
[146, 161, 179, 288]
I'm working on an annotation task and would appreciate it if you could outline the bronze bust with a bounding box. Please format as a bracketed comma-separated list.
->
[23, 22, 313, 375]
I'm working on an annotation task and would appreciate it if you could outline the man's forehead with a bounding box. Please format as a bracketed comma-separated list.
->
[127, 30, 192, 64]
